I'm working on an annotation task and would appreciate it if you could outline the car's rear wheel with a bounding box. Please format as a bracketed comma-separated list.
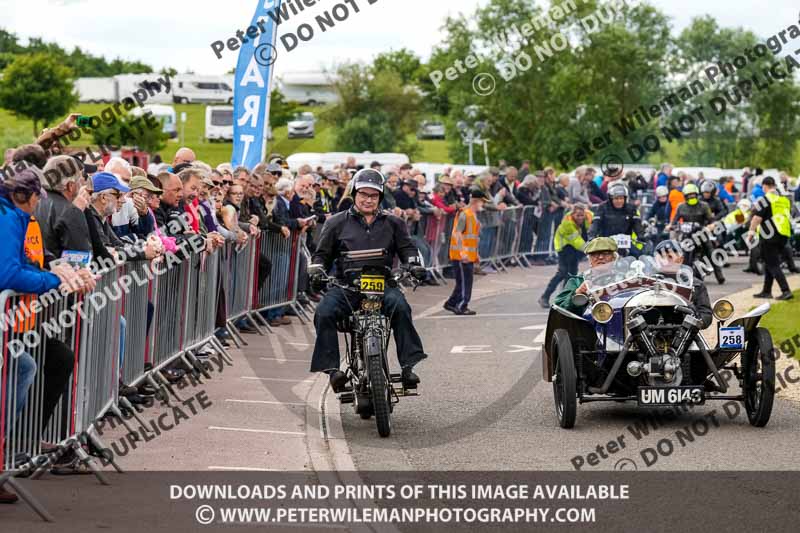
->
[552, 329, 577, 429]
[743, 327, 775, 427]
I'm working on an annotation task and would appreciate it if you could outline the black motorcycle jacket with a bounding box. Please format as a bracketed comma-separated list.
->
[705, 196, 728, 221]
[672, 201, 714, 226]
[691, 277, 713, 329]
[589, 202, 644, 240]
[312, 207, 418, 278]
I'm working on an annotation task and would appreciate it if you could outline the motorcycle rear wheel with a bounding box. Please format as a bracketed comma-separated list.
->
[368, 355, 392, 437]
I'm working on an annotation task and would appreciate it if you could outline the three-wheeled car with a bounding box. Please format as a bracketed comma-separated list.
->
[543, 256, 775, 428]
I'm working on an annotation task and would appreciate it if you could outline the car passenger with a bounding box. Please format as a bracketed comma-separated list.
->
[653, 240, 713, 329]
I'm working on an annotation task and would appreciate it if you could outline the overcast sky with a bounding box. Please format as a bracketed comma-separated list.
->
[2, 0, 799, 76]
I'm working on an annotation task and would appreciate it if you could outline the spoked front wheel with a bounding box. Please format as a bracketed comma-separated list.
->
[367, 354, 392, 438]
[743, 327, 776, 427]
[552, 329, 577, 429]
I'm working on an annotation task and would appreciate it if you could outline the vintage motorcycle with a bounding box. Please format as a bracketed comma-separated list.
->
[543, 255, 775, 429]
[318, 249, 421, 438]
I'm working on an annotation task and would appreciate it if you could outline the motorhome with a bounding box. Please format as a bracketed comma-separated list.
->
[130, 104, 178, 138]
[173, 75, 233, 104]
[276, 72, 338, 106]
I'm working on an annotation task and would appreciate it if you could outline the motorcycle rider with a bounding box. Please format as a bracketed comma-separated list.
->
[700, 180, 728, 221]
[646, 185, 671, 249]
[653, 240, 713, 329]
[553, 237, 619, 314]
[588, 183, 644, 257]
[670, 183, 726, 285]
[308, 169, 428, 392]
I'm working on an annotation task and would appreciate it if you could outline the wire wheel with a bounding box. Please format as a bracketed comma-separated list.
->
[743, 327, 775, 427]
[552, 329, 577, 429]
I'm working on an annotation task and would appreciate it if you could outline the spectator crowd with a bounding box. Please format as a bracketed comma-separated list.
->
[1, 112, 799, 504]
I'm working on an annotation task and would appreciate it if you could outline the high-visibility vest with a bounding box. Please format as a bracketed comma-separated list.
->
[449, 207, 481, 263]
[15, 216, 44, 332]
[723, 208, 747, 227]
[554, 212, 592, 252]
[758, 192, 792, 238]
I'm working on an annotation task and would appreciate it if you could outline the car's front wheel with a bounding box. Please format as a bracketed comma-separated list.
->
[743, 327, 775, 427]
[552, 329, 577, 428]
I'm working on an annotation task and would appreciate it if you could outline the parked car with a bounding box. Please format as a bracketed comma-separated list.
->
[417, 121, 446, 140]
[287, 112, 316, 139]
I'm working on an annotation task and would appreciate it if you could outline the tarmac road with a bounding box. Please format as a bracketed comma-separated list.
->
[341, 258, 800, 472]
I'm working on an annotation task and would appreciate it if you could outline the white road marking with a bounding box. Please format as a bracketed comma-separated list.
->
[207, 466, 281, 471]
[287, 342, 311, 347]
[208, 426, 305, 436]
[487, 279, 529, 288]
[533, 329, 547, 344]
[226, 399, 306, 407]
[260, 357, 312, 362]
[240, 376, 315, 383]
[506, 345, 538, 353]
[428, 312, 549, 319]
[519, 324, 547, 330]
[451, 345, 493, 354]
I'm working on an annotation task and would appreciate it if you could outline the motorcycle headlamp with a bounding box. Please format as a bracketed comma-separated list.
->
[591, 302, 613, 324]
[712, 299, 735, 321]
[361, 298, 382, 311]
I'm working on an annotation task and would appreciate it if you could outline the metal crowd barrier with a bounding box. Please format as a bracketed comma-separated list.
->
[247, 229, 306, 331]
[1, 246, 241, 503]
[415, 203, 559, 276]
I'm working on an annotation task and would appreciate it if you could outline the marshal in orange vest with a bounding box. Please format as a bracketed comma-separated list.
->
[14, 216, 44, 332]
[449, 207, 481, 263]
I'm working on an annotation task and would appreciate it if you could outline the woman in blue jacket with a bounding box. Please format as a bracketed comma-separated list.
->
[0, 168, 61, 432]
[0, 168, 95, 495]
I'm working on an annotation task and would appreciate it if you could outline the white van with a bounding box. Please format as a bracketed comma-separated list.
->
[205, 106, 234, 142]
[130, 104, 177, 138]
[173, 75, 233, 104]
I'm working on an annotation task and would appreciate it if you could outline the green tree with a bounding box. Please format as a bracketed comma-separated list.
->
[329, 64, 422, 156]
[425, 0, 673, 167]
[0, 53, 78, 137]
[673, 16, 800, 169]
[92, 113, 169, 154]
[372, 48, 422, 85]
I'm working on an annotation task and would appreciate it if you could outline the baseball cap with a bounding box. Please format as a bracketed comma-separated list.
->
[470, 189, 490, 201]
[266, 163, 284, 176]
[130, 175, 162, 194]
[92, 172, 130, 193]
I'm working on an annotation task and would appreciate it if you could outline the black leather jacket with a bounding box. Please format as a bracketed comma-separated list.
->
[589, 202, 643, 239]
[312, 208, 418, 279]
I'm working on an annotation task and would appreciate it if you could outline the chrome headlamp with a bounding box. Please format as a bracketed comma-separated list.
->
[591, 302, 613, 324]
[712, 299, 734, 321]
